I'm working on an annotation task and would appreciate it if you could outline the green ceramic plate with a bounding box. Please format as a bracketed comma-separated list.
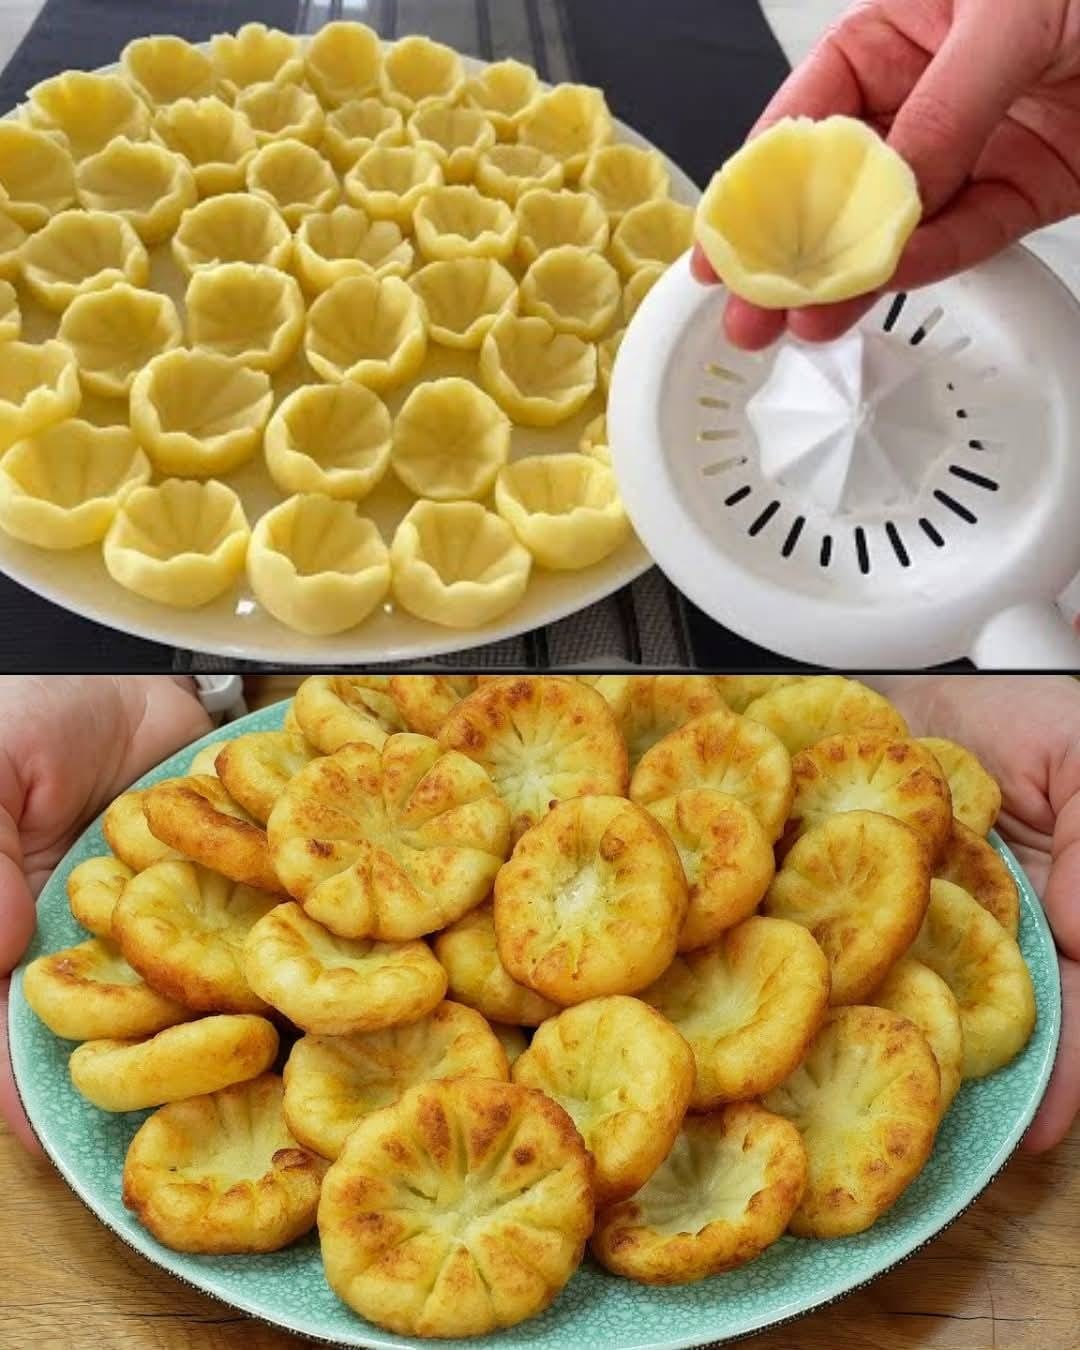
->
[8, 702, 1063, 1350]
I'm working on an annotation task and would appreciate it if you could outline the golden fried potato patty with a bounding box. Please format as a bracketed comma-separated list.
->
[67, 854, 133, 938]
[293, 674, 405, 754]
[936, 819, 1019, 936]
[918, 736, 1001, 836]
[433, 901, 559, 1026]
[215, 729, 319, 824]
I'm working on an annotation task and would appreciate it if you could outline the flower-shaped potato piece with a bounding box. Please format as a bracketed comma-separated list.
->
[518, 85, 615, 180]
[598, 326, 623, 395]
[392, 377, 510, 501]
[0, 419, 150, 549]
[630, 706, 793, 842]
[249, 494, 391, 636]
[918, 737, 1002, 836]
[610, 198, 694, 277]
[494, 454, 628, 570]
[321, 98, 405, 172]
[265, 382, 391, 501]
[642, 916, 829, 1108]
[388, 674, 478, 737]
[58, 284, 182, 399]
[0, 207, 27, 281]
[480, 313, 596, 427]
[936, 819, 1019, 936]
[407, 102, 496, 184]
[186, 262, 305, 374]
[413, 184, 517, 262]
[0, 122, 76, 229]
[130, 349, 273, 477]
[122, 1073, 324, 1253]
[304, 21, 382, 108]
[581, 143, 670, 222]
[190, 737, 232, 777]
[408, 258, 517, 349]
[520, 244, 621, 339]
[268, 736, 510, 940]
[515, 187, 609, 266]
[579, 412, 610, 463]
[120, 34, 217, 108]
[104, 479, 250, 608]
[0, 340, 81, 453]
[152, 96, 258, 196]
[494, 796, 686, 1004]
[463, 59, 540, 139]
[391, 500, 532, 629]
[764, 810, 931, 1005]
[763, 1006, 940, 1237]
[786, 734, 953, 861]
[713, 674, 807, 713]
[210, 23, 304, 101]
[318, 1077, 592, 1338]
[19, 209, 149, 313]
[433, 901, 558, 1026]
[26, 71, 151, 160]
[874, 957, 963, 1114]
[295, 206, 413, 292]
[440, 677, 628, 838]
[476, 143, 563, 204]
[0, 279, 19, 343]
[103, 785, 184, 871]
[237, 81, 325, 148]
[244, 901, 447, 1035]
[216, 730, 319, 825]
[113, 859, 280, 1012]
[343, 144, 443, 227]
[68, 855, 133, 938]
[76, 137, 198, 245]
[513, 996, 694, 1204]
[172, 191, 293, 275]
[246, 139, 339, 227]
[909, 879, 1036, 1078]
[617, 675, 729, 771]
[380, 35, 465, 115]
[645, 789, 776, 951]
[283, 1001, 508, 1160]
[696, 116, 921, 309]
[22, 937, 190, 1041]
[623, 261, 665, 321]
[293, 675, 404, 754]
[305, 275, 427, 391]
[70, 1014, 279, 1112]
[744, 674, 909, 757]
[592, 1103, 807, 1283]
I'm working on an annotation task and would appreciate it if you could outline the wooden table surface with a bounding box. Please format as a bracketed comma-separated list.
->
[1, 1114, 1076, 1350]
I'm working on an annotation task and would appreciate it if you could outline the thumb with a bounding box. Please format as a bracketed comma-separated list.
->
[887, 10, 1048, 216]
[0, 809, 34, 978]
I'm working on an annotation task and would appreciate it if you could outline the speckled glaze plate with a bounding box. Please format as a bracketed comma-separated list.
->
[8, 701, 1063, 1350]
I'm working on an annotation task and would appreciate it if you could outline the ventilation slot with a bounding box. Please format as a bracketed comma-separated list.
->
[703, 362, 745, 382]
[919, 518, 945, 547]
[819, 534, 833, 567]
[885, 522, 910, 567]
[748, 501, 780, 536]
[698, 396, 730, 410]
[882, 293, 907, 332]
[854, 527, 870, 574]
[781, 516, 805, 558]
[702, 456, 748, 478]
[934, 490, 977, 523]
[909, 305, 944, 346]
[724, 485, 752, 507]
[949, 465, 998, 491]
[698, 428, 739, 442]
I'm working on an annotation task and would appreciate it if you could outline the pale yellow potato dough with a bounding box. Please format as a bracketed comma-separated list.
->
[379, 34, 465, 114]
[320, 99, 404, 172]
[104, 478, 250, 608]
[495, 454, 629, 569]
[432, 901, 559, 1026]
[304, 21, 382, 108]
[918, 737, 1002, 837]
[236, 81, 325, 148]
[0, 122, 76, 230]
[696, 116, 921, 308]
[294, 206, 413, 292]
[407, 101, 496, 184]
[0, 340, 82, 453]
[19, 209, 149, 313]
[120, 34, 216, 107]
[578, 411, 611, 463]
[623, 261, 665, 321]
[292, 674, 403, 754]
[520, 245, 622, 339]
[216, 729, 318, 824]
[268, 735, 509, 941]
[344, 144, 443, 227]
[598, 326, 624, 395]
[129, 348, 273, 477]
[390, 500, 532, 628]
[305, 274, 428, 391]
[513, 996, 694, 1205]
[515, 186, 610, 266]
[57, 284, 183, 398]
[210, 23, 304, 101]
[0, 419, 150, 550]
[76, 137, 198, 245]
[248, 494, 391, 636]
[185, 261, 305, 374]
[0, 208, 28, 281]
[172, 192, 293, 275]
[518, 84, 614, 180]
[480, 312, 596, 427]
[408, 257, 518, 348]
[580, 143, 670, 221]
[413, 184, 518, 261]
[243, 901, 447, 1035]
[282, 1000, 508, 1159]
[265, 382, 391, 502]
[743, 674, 909, 757]
[610, 198, 694, 277]
[70, 1014, 279, 1112]
[26, 70, 151, 161]
[874, 957, 964, 1114]
[463, 59, 541, 139]
[246, 138, 339, 227]
[151, 97, 257, 196]
[392, 377, 510, 501]
[67, 855, 134, 938]
[476, 143, 563, 204]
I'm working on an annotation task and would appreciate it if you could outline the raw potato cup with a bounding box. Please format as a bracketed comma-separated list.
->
[172, 192, 293, 275]
[151, 96, 258, 196]
[512, 995, 695, 1205]
[247, 495, 391, 636]
[580, 143, 670, 221]
[520, 244, 622, 339]
[463, 59, 540, 138]
[294, 206, 413, 291]
[0, 122, 76, 230]
[476, 143, 563, 205]
[18, 209, 149, 313]
[479, 312, 597, 427]
[75, 136, 198, 245]
[432, 900, 559, 1026]
[120, 34, 216, 108]
[236, 81, 325, 149]
[57, 284, 183, 399]
[246, 138, 339, 227]
[495, 454, 629, 569]
[344, 144, 443, 228]
[317, 1077, 593, 1338]
[70, 1014, 279, 1112]
[264, 382, 392, 502]
[26, 70, 151, 161]
[304, 274, 428, 391]
[413, 184, 517, 261]
[408, 257, 518, 348]
[281, 999, 508, 1160]
[379, 34, 465, 114]
[121, 1073, 325, 1255]
[103, 479, 250, 608]
[0, 340, 82, 454]
[320, 99, 404, 173]
[304, 21, 382, 108]
[407, 101, 496, 183]
[392, 377, 511, 501]
[185, 262, 306, 373]
[610, 199, 694, 276]
[210, 22, 304, 101]
[515, 187, 609, 266]
[518, 84, 614, 179]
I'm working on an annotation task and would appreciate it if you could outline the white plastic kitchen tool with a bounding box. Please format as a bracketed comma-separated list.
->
[609, 241, 1080, 668]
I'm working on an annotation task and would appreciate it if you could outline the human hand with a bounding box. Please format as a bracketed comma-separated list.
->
[0, 677, 211, 1153]
[877, 674, 1080, 1152]
[695, 0, 1080, 349]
